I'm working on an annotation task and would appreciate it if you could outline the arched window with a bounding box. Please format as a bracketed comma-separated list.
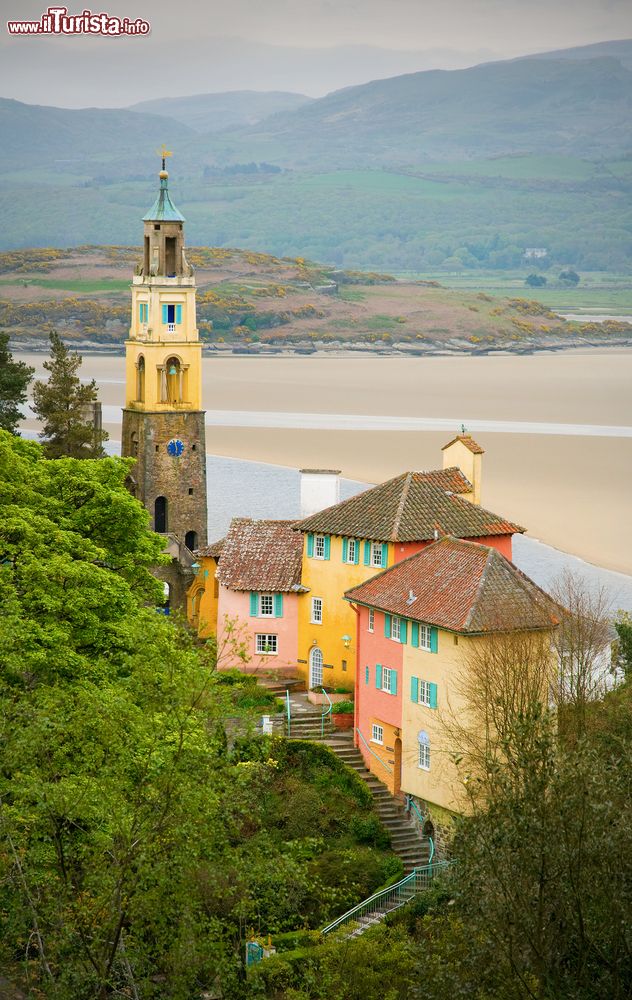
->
[185, 530, 198, 552]
[165, 356, 182, 404]
[136, 356, 145, 402]
[154, 495, 168, 533]
[309, 647, 324, 689]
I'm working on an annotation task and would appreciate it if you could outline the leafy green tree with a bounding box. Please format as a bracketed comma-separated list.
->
[525, 273, 547, 287]
[0, 330, 34, 434]
[614, 611, 632, 679]
[559, 268, 580, 286]
[31, 331, 108, 458]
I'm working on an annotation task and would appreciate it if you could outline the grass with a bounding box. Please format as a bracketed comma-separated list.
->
[0, 277, 129, 293]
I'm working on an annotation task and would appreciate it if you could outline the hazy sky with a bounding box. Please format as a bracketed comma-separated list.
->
[1, 0, 631, 105]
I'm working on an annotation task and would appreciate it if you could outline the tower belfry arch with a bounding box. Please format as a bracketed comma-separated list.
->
[121, 151, 208, 608]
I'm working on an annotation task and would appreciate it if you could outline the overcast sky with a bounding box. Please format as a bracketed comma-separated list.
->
[1, 0, 631, 106]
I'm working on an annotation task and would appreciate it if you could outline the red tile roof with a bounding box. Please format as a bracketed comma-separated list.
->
[216, 518, 304, 592]
[195, 537, 225, 559]
[441, 434, 485, 455]
[418, 466, 472, 494]
[295, 471, 523, 542]
[344, 536, 559, 634]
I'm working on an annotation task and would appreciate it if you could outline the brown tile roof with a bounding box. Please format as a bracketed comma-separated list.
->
[441, 434, 485, 455]
[418, 466, 472, 494]
[345, 536, 560, 634]
[216, 518, 304, 592]
[295, 471, 523, 542]
[195, 537, 225, 559]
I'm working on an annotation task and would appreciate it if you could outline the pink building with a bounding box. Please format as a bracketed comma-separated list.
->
[215, 518, 306, 675]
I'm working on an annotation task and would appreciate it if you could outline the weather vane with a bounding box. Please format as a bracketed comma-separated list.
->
[460, 422, 467, 434]
[157, 145, 173, 171]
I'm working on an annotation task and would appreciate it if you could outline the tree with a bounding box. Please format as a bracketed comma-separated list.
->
[0, 330, 34, 434]
[559, 269, 580, 286]
[525, 273, 547, 287]
[31, 331, 108, 458]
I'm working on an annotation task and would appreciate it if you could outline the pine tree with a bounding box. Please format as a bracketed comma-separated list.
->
[32, 331, 108, 458]
[0, 330, 34, 434]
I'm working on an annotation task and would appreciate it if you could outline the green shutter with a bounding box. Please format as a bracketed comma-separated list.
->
[384, 614, 391, 639]
[381, 543, 388, 568]
[429, 682, 438, 709]
[342, 538, 348, 562]
[375, 664, 382, 689]
[138, 303, 143, 323]
[391, 671, 398, 696]
[400, 620, 408, 644]
[162, 304, 168, 324]
[430, 627, 438, 653]
[411, 622, 419, 647]
[354, 541, 360, 565]
[175, 304, 182, 324]
[307, 533, 314, 557]
[249, 592, 258, 616]
[365, 665, 369, 685]
[411, 676, 419, 702]
[323, 536, 331, 560]
[274, 593, 283, 618]
[363, 541, 371, 566]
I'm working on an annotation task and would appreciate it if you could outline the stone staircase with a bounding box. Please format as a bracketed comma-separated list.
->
[323, 735, 429, 874]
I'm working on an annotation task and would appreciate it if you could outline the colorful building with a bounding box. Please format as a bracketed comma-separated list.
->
[294, 436, 523, 691]
[345, 536, 559, 832]
[191, 518, 307, 673]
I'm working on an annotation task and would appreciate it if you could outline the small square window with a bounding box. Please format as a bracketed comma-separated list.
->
[419, 624, 432, 651]
[418, 680, 431, 707]
[342, 659, 347, 672]
[155, 445, 159, 452]
[311, 597, 323, 624]
[371, 724, 384, 745]
[418, 740, 430, 770]
[368, 609, 374, 633]
[370, 542, 383, 568]
[259, 594, 274, 617]
[192, 444, 197, 451]
[314, 535, 325, 559]
[188, 488, 194, 496]
[347, 539, 357, 563]
[382, 666, 392, 692]
[256, 633, 278, 655]
[391, 617, 401, 642]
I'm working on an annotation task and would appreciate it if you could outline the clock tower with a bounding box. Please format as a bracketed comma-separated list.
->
[122, 152, 208, 604]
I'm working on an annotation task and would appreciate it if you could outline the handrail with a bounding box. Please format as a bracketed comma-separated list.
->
[285, 690, 291, 737]
[321, 860, 450, 936]
[355, 727, 393, 774]
[320, 687, 333, 738]
[405, 794, 435, 866]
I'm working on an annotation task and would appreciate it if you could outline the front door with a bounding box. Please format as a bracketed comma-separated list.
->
[309, 647, 324, 689]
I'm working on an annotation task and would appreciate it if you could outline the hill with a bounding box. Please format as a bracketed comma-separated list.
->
[129, 90, 313, 133]
[1, 245, 629, 355]
[526, 38, 632, 70]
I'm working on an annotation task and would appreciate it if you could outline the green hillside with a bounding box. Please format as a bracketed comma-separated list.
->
[129, 90, 313, 133]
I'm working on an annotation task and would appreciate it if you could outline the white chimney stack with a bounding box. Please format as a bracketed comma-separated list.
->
[300, 469, 341, 518]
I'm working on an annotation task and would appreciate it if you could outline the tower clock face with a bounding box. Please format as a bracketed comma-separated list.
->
[167, 438, 184, 457]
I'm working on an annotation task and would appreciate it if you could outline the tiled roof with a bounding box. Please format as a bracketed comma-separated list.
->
[345, 536, 559, 634]
[195, 537, 225, 559]
[216, 518, 304, 592]
[418, 466, 472, 494]
[295, 471, 523, 542]
[441, 434, 485, 455]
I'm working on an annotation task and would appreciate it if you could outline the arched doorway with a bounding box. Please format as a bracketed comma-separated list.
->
[393, 737, 402, 796]
[185, 530, 198, 552]
[165, 356, 182, 403]
[309, 647, 324, 689]
[154, 495, 167, 533]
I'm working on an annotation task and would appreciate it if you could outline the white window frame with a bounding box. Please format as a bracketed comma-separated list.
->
[370, 542, 383, 568]
[418, 740, 430, 770]
[419, 624, 432, 651]
[311, 597, 323, 624]
[391, 616, 401, 642]
[258, 593, 274, 617]
[381, 666, 393, 693]
[347, 538, 357, 564]
[368, 608, 375, 633]
[418, 679, 432, 707]
[314, 534, 326, 559]
[256, 633, 278, 655]
[371, 724, 384, 745]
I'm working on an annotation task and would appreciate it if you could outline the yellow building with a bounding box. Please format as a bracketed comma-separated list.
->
[345, 535, 560, 843]
[294, 440, 522, 690]
[188, 539, 223, 636]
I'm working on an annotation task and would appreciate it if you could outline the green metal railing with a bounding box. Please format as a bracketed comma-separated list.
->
[285, 690, 291, 737]
[321, 687, 333, 737]
[321, 860, 450, 937]
[406, 794, 435, 865]
[355, 726, 393, 773]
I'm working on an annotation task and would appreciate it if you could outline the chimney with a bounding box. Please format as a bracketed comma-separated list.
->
[300, 469, 341, 518]
[441, 433, 484, 504]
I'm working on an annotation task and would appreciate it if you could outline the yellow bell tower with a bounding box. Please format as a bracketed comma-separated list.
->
[122, 150, 208, 601]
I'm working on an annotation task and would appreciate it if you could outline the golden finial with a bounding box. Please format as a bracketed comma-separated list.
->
[156, 144, 173, 173]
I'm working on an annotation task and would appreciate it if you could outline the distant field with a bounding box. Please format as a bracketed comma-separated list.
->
[0, 277, 129, 293]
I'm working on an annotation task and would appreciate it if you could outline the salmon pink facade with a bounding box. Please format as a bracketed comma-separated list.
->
[391, 532, 513, 566]
[217, 584, 300, 674]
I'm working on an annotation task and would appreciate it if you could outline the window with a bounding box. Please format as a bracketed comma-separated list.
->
[311, 597, 323, 624]
[346, 538, 357, 563]
[368, 609, 374, 632]
[418, 732, 430, 770]
[259, 594, 274, 617]
[371, 542, 384, 568]
[256, 634, 278, 655]
[419, 624, 432, 651]
[411, 677, 437, 708]
[382, 666, 392, 692]
[418, 680, 431, 706]
[371, 724, 384, 745]
[342, 659, 347, 672]
[391, 617, 401, 641]
[138, 302, 148, 325]
[314, 535, 325, 559]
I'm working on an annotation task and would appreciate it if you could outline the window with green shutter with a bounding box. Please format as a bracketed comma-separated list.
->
[249, 592, 258, 616]
[430, 627, 438, 653]
[323, 535, 331, 560]
[381, 543, 388, 568]
[363, 541, 371, 566]
[384, 614, 391, 639]
[342, 538, 348, 562]
[307, 533, 314, 557]
[375, 664, 383, 689]
[274, 594, 283, 618]
[411, 622, 419, 647]
[400, 620, 408, 644]
[411, 676, 419, 702]
[175, 304, 182, 324]
[429, 682, 438, 709]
